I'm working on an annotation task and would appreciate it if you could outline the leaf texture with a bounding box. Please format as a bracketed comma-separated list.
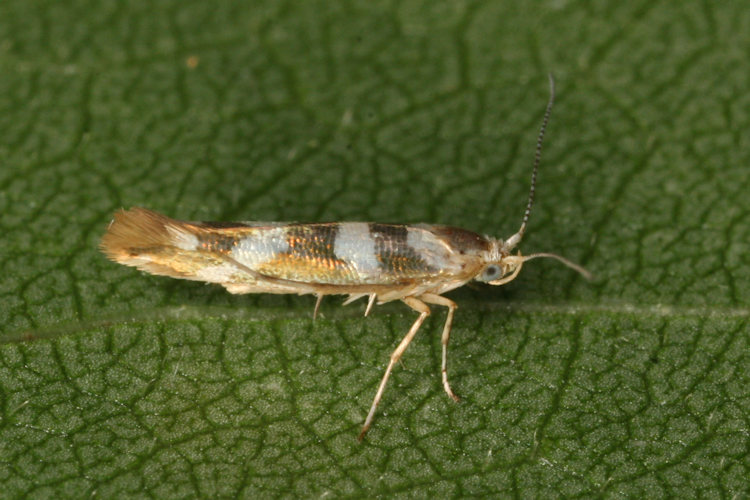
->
[0, 0, 748, 497]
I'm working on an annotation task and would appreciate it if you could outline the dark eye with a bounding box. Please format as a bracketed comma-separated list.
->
[479, 264, 501, 282]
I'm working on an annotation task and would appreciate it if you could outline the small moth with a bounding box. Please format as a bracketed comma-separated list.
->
[101, 76, 590, 439]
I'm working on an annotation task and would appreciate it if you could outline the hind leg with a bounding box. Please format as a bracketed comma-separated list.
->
[358, 296, 430, 440]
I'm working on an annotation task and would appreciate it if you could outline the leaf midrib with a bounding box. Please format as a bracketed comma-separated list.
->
[2, 301, 745, 344]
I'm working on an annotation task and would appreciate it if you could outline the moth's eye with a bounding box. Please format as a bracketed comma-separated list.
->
[479, 264, 502, 282]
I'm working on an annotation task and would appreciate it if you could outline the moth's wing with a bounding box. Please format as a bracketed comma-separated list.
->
[101, 208, 314, 293]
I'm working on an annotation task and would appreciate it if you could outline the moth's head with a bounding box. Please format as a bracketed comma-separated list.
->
[476, 237, 525, 286]
[476, 236, 592, 286]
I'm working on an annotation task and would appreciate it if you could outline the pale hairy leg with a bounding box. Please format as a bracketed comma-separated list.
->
[358, 296, 430, 440]
[420, 293, 459, 401]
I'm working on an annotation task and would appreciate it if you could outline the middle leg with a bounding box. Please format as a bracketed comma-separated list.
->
[358, 296, 430, 440]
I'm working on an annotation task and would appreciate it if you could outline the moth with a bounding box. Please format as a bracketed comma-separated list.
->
[101, 76, 590, 439]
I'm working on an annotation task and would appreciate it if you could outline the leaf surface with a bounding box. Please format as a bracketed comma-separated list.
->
[0, 1, 748, 496]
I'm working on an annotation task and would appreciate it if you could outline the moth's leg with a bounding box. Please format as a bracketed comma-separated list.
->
[359, 296, 430, 440]
[313, 294, 323, 320]
[420, 293, 459, 402]
[364, 293, 377, 317]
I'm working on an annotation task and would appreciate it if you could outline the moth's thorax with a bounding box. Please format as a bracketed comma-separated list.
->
[483, 238, 507, 263]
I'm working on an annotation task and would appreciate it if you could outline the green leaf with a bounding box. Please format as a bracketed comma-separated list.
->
[1, 0, 748, 497]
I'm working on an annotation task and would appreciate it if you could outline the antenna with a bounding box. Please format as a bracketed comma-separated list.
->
[504, 74, 555, 250]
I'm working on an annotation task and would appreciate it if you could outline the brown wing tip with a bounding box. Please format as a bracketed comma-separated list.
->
[100, 207, 175, 263]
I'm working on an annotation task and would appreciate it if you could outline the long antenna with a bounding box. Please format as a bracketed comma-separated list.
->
[505, 74, 555, 250]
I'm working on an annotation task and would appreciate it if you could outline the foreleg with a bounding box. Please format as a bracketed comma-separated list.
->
[420, 293, 459, 401]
